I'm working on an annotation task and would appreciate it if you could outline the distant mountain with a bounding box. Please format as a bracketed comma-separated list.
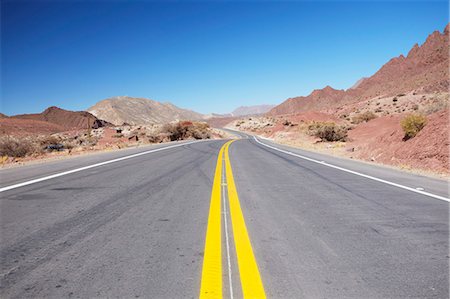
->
[231, 105, 276, 116]
[268, 86, 354, 116]
[349, 77, 367, 90]
[268, 24, 449, 116]
[87, 96, 204, 125]
[203, 113, 232, 119]
[12, 106, 111, 130]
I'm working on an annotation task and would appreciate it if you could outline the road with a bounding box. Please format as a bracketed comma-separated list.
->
[0, 136, 448, 298]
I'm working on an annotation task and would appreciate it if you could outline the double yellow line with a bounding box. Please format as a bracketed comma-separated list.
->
[200, 140, 266, 298]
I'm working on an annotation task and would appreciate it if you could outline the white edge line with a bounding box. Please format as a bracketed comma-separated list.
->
[253, 136, 450, 203]
[0, 140, 207, 193]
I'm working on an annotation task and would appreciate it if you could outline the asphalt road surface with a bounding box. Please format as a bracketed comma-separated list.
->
[0, 136, 448, 298]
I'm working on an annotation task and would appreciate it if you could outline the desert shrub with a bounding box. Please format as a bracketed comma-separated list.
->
[401, 113, 427, 140]
[190, 122, 211, 139]
[76, 135, 98, 147]
[0, 136, 35, 157]
[162, 123, 188, 141]
[62, 141, 75, 151]
[282, 119, 291, 126]
[424, 98, 449, 114]
[147, 133, 163, 143]
[351, 111, 377, 124]
[307, 122, 348, 142]
[160, 121, 211, 141]
[38, 135, 60, 147]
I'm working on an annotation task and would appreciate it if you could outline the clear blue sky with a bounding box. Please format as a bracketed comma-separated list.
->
[1, 0, 448, 115]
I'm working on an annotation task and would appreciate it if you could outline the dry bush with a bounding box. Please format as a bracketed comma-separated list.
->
[76, 135, 98, 146]
[401, 113, 427, 140]
[147, 133, 163, 143]
[160, 121, 211, 141]
[38, 135, 61, 147]
[423, 98, 449, 115]
[0, 136, 35, 157]
[351, 111, 377, 124]
[307, 122, 348, 142]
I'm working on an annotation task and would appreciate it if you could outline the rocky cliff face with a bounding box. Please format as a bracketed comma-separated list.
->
[268, 24, 449, 116]
[87, 96, 204, 125]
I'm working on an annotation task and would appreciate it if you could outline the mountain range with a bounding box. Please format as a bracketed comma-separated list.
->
[268, 24, 449, 116]
[12, 106, 111, 130]
[231, 105, 276, 116]
[87, 96, 204, 126]
[2, 24, 448, 135]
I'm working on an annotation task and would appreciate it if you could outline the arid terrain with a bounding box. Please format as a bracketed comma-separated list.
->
[230, 104, 276, 116]
[2, 3, 449, 298]
[0, 104, 226, 167]
[1, 25, 448, 176]
[219, 24, 449, 176]
[87, 96, 204, 125]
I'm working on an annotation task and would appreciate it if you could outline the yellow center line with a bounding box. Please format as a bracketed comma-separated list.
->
[224, 141, 266, 299]
[200, 140, 266, 298]
[200, 141, 231, 298]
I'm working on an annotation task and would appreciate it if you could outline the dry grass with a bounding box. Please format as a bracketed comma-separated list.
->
[401, 113, 427, 140]
[351, 111, 377, 124]
[307, 121, 348, 142]
[0, 136, 36, 157]
[148, 121, 212, 143]
[423, 96, 449, 115]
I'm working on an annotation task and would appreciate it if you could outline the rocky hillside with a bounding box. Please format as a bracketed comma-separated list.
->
[0, 118, 65, 136]
[269, 24, 449, 116]
[231, 105, 276, 116]
[12, 106, 111, 130]
[87, 96, 204, 125]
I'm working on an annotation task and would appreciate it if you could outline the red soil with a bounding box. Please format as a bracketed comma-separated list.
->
[348, 110, 449, 173]
[268, 24, 449, 116]
[267, 111, 343, 136]
[12, 106, 111, 130]
[288, 111, 342, 123]
[97, 127, 128, 146]
[206, 116, 240, 128]
[0, 118, 65, 136]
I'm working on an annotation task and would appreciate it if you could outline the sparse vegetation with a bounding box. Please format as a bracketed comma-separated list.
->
[401, 113, 427, 140]
[282, 119, 291, 126]
[0, 136, 35, 157]
[423, 97, 449, 114]
[351, 111, 377, 124]
[38, 135, 60, 147]
[148, 121, 212, 143]
[307, 121, 348, 142]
